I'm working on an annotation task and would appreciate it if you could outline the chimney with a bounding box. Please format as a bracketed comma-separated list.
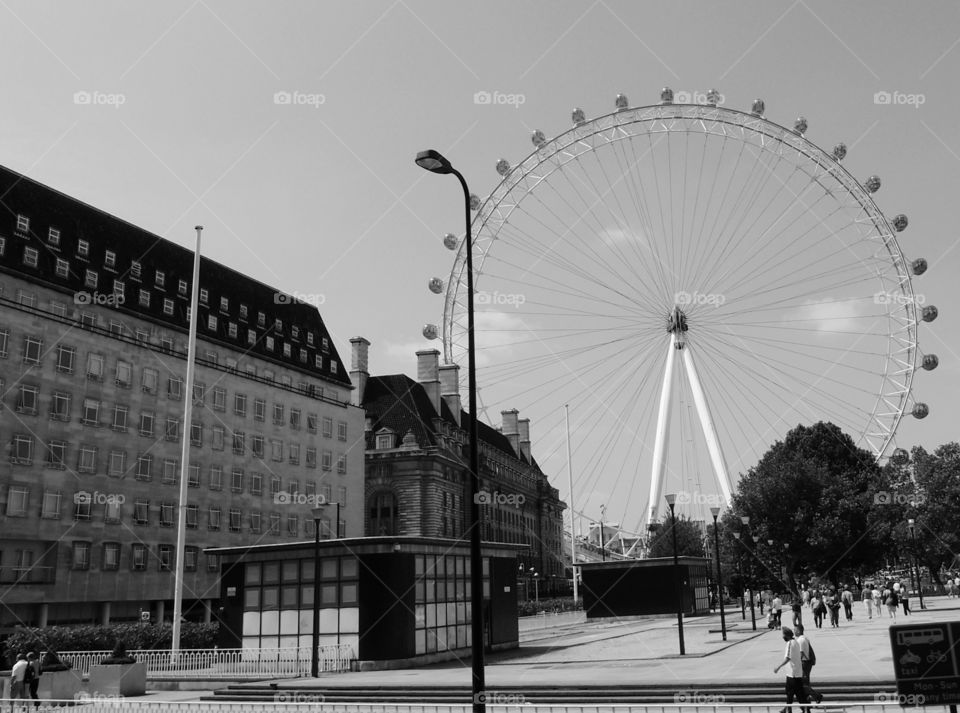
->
[416, 349, 441, 415]
[439, 363, 461, 426]
[501, 409, 520, 457]
[518, 418, 531, 462]
[350, 337, 370, 407]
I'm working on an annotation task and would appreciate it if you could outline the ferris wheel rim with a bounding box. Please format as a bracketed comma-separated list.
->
[441, 100, 921, 462]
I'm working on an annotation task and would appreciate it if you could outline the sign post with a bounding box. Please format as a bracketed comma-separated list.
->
[890, 622, 960, 707]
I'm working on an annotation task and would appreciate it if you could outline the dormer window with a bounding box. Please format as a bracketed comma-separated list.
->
[375, 428, 395, 450]
[84, 269, 98, 288]
[155, 270, 165, 288]
[239, 304, 248, 321]
[48, 228, 61, 247]
[208, 315, 217, 331]
[220, 296, 229, 313]
[307, 332, 315, 346]
[139, 289, 150, 307]
[23, 247, 39, 268]
[257, 312, 265, 327]
[16, 215, 29, 233]
[77, 239, 90, 258]
[55, 258, 69, 278]
[104, 250, 116, 269]
[130, 261, 141, 280]
[291, 325, 300, 340]
[199, 288, 208, 305]
[178, 279, 188, 295]
[283, 343, 291, 358]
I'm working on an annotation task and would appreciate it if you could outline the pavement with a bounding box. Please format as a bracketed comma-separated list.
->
[141, 595, 960, 701]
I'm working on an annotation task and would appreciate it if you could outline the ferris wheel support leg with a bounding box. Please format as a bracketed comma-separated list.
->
[647, 334, 678, 530]
[681, 345, 735, 506]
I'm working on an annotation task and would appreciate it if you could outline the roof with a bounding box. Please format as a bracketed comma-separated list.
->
[0, 164, 350, 386]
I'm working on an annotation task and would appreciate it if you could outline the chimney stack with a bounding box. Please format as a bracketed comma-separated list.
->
[501, 409, 520, 457]
[350, 337, 370, 407]
[416, 349, 441, 415]
[439, 363, 461, 426]
[518, 418, 531, 462]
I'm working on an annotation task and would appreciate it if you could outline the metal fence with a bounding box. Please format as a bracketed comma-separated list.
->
[53, 645, 353, 678]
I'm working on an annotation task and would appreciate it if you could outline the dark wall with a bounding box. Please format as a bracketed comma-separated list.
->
[358, 553, 414, 660]
[217, 562, 245, 648]
[582, 562, 707, 619]
[488, 558, 518, 646]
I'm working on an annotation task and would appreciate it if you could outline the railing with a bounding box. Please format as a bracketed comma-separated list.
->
[0, 565, 56, 584]
[53, 645, 353, 678]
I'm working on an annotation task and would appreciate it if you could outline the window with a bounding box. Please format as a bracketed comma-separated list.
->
[188, 464, 200, 488]
[209, 466, 222, 491]
[207, 553, 220, 572]
[265, 336, 274, 351]
[184, 547, 198, 572]
[155, 270, 165, 288]
[338, 422, 348, 441]
[84, 269, 97, 288]
[228, 322, 238, 338]
[6, 486, 28, 516]
[0, 330, 7, 358]
[290, 409, 301, 430]
[17, 290, 37, 308]
[232, 431, 245, 455]
[283, 343, 291, 358]
[113, 280, 125, 300]
[139, 289, 150, 307]
[130, 260, 141, 280]
[56, 345, 75, 373]
[322, 417, 333, 438]
[376, 432, 393, 450]
[212, 426, 224, 450]
[50, 300, 68, 317]
[41, 491, 61, 519]
[250, 511, 262, 534]
[77, 239, 89, 257]
[9, 433, 33, 467]
[116, 360, 132, 387]
[87, 352, 104, 380]
[273, 403, 284, 424]
[104, 250, 116, 269]
[23, 337, 42, 365]
[218, 296, 229, 312]
[0, 236, 5, 255]
[141, 368, 158, 393]
[110, 321, 123, 336]
[132, 544, 147, 570]
[234, 393, 247, 417]
[231, 468, 243, 493]
[306, 448, 317, 468]
[321, 450, 332, 471]
[186, 505, 198, 529]
[212, 388, 225, 411]
[73, 494, 90, 520]
[250, 472, 263, 496]
[167, 377, 182, 399]
[108, 450, 126, 476]
[207, 315, 218, 332]
[247, 329, 257, 345]
[289, 444, 300, 465]
[139, 411, 155, 437]
[253, 399, 266, 422]
[104, 499, 121, 523]
[165, 418, 180, 441]
[158, 544, 173, 570]
[270, 476, 281, 496]
[160, 336, 174, 352]
[162, 459, 178, 484]
[72, 542, 91, 570]
[190, 422, 202, 446]
[112, 404, 128, 430]
[48, 227, 61, 246]
[163, 298, 174, 316]
[23, 246, 39, 267]
[82, 398, 100, 425]
[103, 543, 120, 570]
[208, 507, 221, 530]
[226, 509, 241, 533]
[77, 445, 97, 473]
[337, 454, 346, 474]
[136, 454, 152, 481]
[330, 360, 338, 374]
[17, 384, 38, 414]
[134, 500, 149, 525]
[160, 503, 175, 527]
[178, 279, 188, 295]
[307, 332, 315, 346]
[271, 439, 283, 462]
[193, 382, 205, 403]
[307, 414, 318, 433]
[252, 435, 264, 458]
[199, 288, 209, 305]
[287, 515, 298, 536]
[16, 214, 29, 232]
[46, 441, 66, 469]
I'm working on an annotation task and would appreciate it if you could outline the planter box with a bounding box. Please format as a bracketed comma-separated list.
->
[87, 663, 146, 697]
[38, 669, 84, 703]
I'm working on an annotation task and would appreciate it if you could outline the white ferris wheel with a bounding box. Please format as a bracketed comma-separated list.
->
[425, 88, 938, 533]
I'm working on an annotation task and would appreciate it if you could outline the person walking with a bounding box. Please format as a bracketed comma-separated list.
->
[872, 586, 882, 618]
[774, 627, 809, 713]
[827, 592, 841, 628]
[9, 652, 28, 713]
[901, 590, 911, 615]
[796, 624, 823, 704]
[886, 588, 899, 619]
[772, 593, 783, 630]
[810, 592, 825, 629]
[841, 586, 854, 621]
[792, 599, 803, 629]
[24, 653, 39, 710]
[862, 585, 873, 619]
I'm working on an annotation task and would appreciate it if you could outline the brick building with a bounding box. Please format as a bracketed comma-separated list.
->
[353, 340, 566, 594]
[0, 165, 365, 630]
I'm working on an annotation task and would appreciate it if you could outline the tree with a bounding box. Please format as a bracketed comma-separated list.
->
[647, 513, 706, 559]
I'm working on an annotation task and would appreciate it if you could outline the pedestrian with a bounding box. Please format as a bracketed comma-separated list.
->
[758, 591, 765, 615]
[10, 652, 28, 713]
[886, 588, 899, 619]
[872, 586, 882, 616]
[827, 592, 841, 628]
[772, 593, 783, 630]
[795, 624, 823, 704]
[774, 627, 809, 713]
[792, 600, 802, 629]
[24, 653, 39, 710]
[810, 592, 824, 629]
[901, 590, 911, 615]
[862, 585, 873, 619]
[841, 585, 854, 621]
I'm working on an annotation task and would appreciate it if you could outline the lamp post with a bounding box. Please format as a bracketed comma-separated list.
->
[599, 505, 606, 562]
[664, 493, 685, 655]
[415, 149, 486, 712]
[740, 516, 757, 631]
[533, 572, 540, 606]
[733, 531, 745, 620]
[310, 506, 323, 677]
[907, 519, 926, 609]
[710, 507, 727, 641]
[783, 543, 790, 593]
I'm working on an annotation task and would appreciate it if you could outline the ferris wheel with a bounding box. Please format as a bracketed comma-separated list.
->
[425, 88, 938, 532]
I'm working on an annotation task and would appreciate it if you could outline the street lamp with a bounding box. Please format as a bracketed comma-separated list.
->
[416, 149, 486, 713]
[533, 572, 540, 605]
[599, 505, 606, 562]
[906, 519, 926, 610]
[740, 516, 757, 631]
[733, 531, 745, 620]
[710, 507, 727, 641]
[310, 506, 323, 677]
[783, 543, 790, 593]
[664, 493, 685, 655]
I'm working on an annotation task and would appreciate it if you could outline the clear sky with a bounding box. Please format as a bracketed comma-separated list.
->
[2, 0, 957, 529]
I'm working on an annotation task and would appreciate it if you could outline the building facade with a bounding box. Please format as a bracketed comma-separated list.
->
[0, 165, 365, 631]
[353, 341, 566, 595]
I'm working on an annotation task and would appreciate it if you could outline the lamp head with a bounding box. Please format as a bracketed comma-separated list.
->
[415, 149, 454, 174]
[664, 493, 677, 507]
[740, 515, 750, 526]
[733, 531, 741, 540]
[311, 505, 326, 520]
[767, 539, 774, 547]
[710, 506, 721, 519]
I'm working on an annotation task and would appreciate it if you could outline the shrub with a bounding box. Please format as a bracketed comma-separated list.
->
[517, 596, 582, 617]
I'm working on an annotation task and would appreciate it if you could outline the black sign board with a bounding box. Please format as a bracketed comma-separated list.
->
[890, 622, 960, 705]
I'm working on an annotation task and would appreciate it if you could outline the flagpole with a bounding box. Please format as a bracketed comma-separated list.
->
[172, 226, 203, 661]
[565, 404, 578, 605]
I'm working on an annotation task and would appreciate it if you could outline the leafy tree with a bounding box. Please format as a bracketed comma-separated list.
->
[647, 513, 706, 558]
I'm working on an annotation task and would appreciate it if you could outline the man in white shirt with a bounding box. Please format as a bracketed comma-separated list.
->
[772, 594, 783, 630]
[10, 651, 28, 712]
[774, 627, 809, 713]
[795, 624, 823, 704]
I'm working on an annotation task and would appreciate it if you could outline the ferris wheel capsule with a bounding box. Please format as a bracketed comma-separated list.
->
[890, 447, 910, 465]
[496, 159, 511, 176]
[793, 116, 808, 135]
[572, 107, 587, 125]
[422, 324, 439, 340]
[660, 87, 674, 104]
[922, 305, 938, 322]
[892, 214, 908, 232]
[531, 130, 547, 148]
[706, 89, 721, 106]
[864, 175, 881, 193]
[922, 354, 939, 370]
[832, 143, 847, 161]
[428, 277, 444, 294]
[912, 403, 929, 419]
[911, 258, 928, 275]
[615, 94, 630, 111]
[469, 194, 481, 210]
[443, 233, 459, 250]
[751, 99, 765, 116]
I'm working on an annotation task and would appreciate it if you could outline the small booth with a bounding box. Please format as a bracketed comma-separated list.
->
[579, 557, 711, 619]
[210, 537, 522, 668]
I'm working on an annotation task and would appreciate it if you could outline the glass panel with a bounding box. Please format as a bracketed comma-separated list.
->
[301, 585, 314, 604]
[282, 560, 299, 582]
[341, 583, 357, 605]
[321, 584, 337, 605]
[244, 588, 261, 610]
[426, 603, 436, 628]
[425, 578, 435, 603]
[262, 587, 279, 609]
[340, 557, 358, 578]
[301, 559, 315, 582]
[281, 586, 298, 608]
[244, 563, 261, 586]
[446, 580, 456, 600]
[262, 562, 280, 584]
[415, 580, 425, 603]
[437, 603, 447, 627]
[414, 555, 424, 576]
[415, 629, 425, 655]
[414, 604, 426, 629]
[320, 558, 338, 580]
